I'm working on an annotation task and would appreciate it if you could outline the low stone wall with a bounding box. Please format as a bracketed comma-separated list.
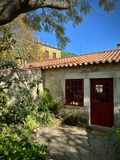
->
[0, 68, 43, 104]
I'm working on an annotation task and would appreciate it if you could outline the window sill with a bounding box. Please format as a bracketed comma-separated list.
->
[64, 103, 84, 107]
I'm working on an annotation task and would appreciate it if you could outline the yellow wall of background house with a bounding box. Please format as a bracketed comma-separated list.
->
[38, 43, 61, 60]
[15, 42, 61, 68]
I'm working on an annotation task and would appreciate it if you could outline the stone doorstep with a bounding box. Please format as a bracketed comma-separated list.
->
[91, 130, 108, 137]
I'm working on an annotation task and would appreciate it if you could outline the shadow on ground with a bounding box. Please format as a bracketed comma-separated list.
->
[31, 123, 119, 160]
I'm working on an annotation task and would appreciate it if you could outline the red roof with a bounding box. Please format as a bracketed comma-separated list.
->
[26, 49, 120, 69]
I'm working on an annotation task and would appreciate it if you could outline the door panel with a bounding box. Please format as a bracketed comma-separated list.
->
[91, 78, 113, 127]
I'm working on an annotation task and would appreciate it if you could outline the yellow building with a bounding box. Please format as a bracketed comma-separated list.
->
[37, 40, 61, 60]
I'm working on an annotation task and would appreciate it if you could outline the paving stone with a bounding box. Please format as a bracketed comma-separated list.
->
[47, 153, 70, 160]
[101, 138, 115, 145]
[75, 138, 89, 147]
[86, 145, 95, 151]
[49, 141, 64, 148]
[99, 154, 116, 160]
[89, 138, 104, 147]
[33, 125, 117, 160]
[68, 139, 76, 145]
[71, 129, 88, 136]
[79, 147, 91, 156]
[105, 144, 116, 155]
[93, 146, 108, 155]
[48, 146, 65, 155]
[81, 155, 100, 160]
[65, 145, 78, 153]
[87, 133, 95, 138]
[65, 153, 80, 160]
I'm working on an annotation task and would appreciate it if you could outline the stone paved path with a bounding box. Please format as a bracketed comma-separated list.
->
[31, 125, 120, 160]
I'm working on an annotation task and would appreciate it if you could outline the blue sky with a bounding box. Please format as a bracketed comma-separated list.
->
[35, 1, 120, 55]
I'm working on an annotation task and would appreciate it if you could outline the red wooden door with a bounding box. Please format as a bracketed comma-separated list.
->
[91, 78, 114, 127]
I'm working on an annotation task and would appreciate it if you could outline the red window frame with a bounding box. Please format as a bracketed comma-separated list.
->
[65, 79, 84, 106]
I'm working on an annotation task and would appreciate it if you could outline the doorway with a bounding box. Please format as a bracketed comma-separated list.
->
[90, 78, 113, 127]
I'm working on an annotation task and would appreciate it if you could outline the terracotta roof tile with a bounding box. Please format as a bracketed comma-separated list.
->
[26, 49, 120, 69]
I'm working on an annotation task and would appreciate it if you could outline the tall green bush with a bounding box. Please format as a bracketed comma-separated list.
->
[108, 126, 120, 157]
[0, 92, 9, 108]
[0, 91, 48, 160]
[39, 89, 62, 118]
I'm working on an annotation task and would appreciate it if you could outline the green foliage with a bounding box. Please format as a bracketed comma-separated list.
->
[26, 0, 119, 48]
[0, 89, 53, 160]
[108, 126, 120, 141]
[39, 89, 62, 117]
[0, 25, 18, 68]
[0, 92, 9, 108]
[0, 1, 119, 49]
[108, 126, 120, 157]
[40, 111, 54, 124]
[1, 89, 60, 129]
[99, 0, 117, 12]
[0, 15, 41, 64]
[22, 115, 39, 135]
[40, 89, 52, 106]
[0, 133, 47, 160]
[0, 123, 13, 135]
[0, 123, 47, 160]
[24, 1, 90, 49]
[0, 59, 18, 69]
[0, 88, 62, 132]
[61, 51, 77, 58]
[62, 111, 88, 128]
[0, 26, 16, 52]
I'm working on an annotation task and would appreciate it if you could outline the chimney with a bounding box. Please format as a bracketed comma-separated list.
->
[117, 44, 120, 49]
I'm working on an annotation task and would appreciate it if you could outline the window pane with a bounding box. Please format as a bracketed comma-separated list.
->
[65, 79, 83, 106]
[105, 88, 109, 92]
[95, 84, 103, 93]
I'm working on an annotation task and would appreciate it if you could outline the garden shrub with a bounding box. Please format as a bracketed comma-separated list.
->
[0, 122, 47, 160]
[0, 133, 47, 160]
[2, 89, 40, 124]
[39, 110, 54, 124]
[62, 111, 88, 128]
[22, 115, 39, 135]
[0, 89, 59, 135]
[0, 91, 48, 160]
[39, 89, 63, 118]
[0, 92, 9, 108]
[108, 126, 120, 157]
[40, 88, 52, 106]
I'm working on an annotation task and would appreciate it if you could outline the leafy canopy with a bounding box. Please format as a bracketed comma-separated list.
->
[0, 15, 43, 65]
[0, 0, 119, 48]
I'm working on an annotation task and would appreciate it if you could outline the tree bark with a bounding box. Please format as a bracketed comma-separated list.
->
[0, 0, 73, 26]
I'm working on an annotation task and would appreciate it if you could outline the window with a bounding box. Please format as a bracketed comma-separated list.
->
[65, 79, 84, 106]
[45, 50, 49, 60]
[94, 82, 110, 103]
[53, 52, 56, 59]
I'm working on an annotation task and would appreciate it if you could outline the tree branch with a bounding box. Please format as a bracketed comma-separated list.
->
[0, 0, 74, 26]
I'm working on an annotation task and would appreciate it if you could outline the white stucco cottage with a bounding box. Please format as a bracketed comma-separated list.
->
[26, 45, 120, 128]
